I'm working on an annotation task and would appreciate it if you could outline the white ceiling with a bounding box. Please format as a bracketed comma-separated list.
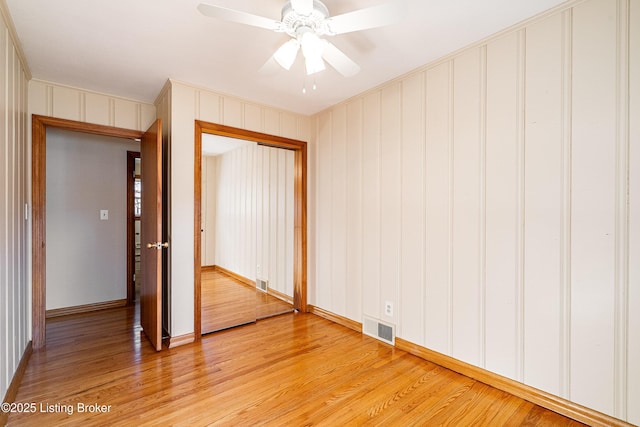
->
[5, 0, 567, 116]
[202, 133, 254, 156]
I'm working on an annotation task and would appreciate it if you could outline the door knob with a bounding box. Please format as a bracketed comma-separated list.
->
[146, 242, 169, 249]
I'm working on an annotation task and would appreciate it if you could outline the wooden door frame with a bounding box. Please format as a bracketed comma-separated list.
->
[31, 114, 144, 349]
[126, 151, 141, 305]
[194, 121, 307, 339]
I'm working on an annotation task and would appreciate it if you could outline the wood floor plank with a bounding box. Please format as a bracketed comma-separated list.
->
[8, 307, 586, 426]
[201, 270, 293, 334]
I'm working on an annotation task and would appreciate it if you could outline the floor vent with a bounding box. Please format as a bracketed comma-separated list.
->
[256, 279, 268, 293]
[363, 316, 395, 346]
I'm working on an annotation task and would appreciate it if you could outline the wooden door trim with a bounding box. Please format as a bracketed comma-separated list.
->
[194, 121, 307, 340]
[31, 114, 144, 349]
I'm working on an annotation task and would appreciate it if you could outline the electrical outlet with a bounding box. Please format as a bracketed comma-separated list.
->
[256, 264, 261, 276]
[100, 210, 109, 220]
[384, 301, 393, 317]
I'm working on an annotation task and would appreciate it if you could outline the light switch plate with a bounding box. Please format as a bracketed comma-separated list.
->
[100, 209, 109, 220]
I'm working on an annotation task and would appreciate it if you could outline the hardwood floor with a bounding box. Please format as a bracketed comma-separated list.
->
[201, 270, 293, 334]
[8, 306, 585, 426]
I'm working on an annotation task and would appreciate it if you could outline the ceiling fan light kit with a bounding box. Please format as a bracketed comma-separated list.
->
[198, 0, 405, 79]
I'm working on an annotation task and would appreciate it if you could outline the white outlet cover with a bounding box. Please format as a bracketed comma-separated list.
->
[384, 301, 393, 316]
[100, 209, 109, 220]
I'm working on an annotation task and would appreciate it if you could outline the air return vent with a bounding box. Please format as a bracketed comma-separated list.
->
[256, 279, 268, 293]
[363, 316, 395, 346]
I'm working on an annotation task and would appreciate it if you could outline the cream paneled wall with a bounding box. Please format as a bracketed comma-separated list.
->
[311, 0, 639, 423]
[29, 80, 156, 132]
[201, 155, 217, 266]
[0, 2, 29, 403]
[202, 145, 295, 296]
[155, 80, 310, 338]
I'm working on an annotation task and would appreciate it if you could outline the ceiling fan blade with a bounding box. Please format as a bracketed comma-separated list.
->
[290, 0, 314, 16]
[258, 56, 282, 75]
[197, 3, 280, 31]
[327, 1, 406, 35]
[322, 41, 360, 77]
[273, 39, 300, 70]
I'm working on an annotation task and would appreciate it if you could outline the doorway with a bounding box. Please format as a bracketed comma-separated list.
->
[31, 115, 163, 350]
[127, 151, 141, 304]
[194, 121, 307, 339]
[200, 139, 297, 333]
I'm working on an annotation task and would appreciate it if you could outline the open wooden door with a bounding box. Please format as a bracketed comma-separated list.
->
[140, 119, 164, 351]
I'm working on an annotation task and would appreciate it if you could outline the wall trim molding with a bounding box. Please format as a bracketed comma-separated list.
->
[308, 306, 362, 333]
[46, 299, 127, 319]
[394, 338, 633, 427]
[266, 287, 294, 305]
[0, 341, 33, 426]
[210, 265, 295, 304]
[164, 333, 195, 349]
[212, 265, 255, 288]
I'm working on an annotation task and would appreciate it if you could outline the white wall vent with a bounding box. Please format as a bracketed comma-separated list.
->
[363, 315, 395, 346]
[256, 279, 268, 293]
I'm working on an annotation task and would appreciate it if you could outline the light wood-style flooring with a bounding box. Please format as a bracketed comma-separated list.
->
[201, 270, 293, 334]
[8, 306, 585, 426]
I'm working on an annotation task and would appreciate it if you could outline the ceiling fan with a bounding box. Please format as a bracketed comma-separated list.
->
[197, 0, 405, 77]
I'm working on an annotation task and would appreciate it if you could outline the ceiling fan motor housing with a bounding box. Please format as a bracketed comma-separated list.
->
[280, 0, 332, 37]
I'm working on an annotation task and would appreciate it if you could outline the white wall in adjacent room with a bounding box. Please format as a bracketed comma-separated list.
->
[45, 128, 139, 309]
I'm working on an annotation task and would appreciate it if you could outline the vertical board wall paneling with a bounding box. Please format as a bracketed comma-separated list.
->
[331, 105, 347, 316]
[244, 103, 261, 132]
[276, 149, 285, 290]
[268, 148, 278, 288]
[258, 149, 267, 281]
[29, 80, 156, 132]
[451, 47, 483, 367]
[628, 0, 640, 424]
[399, 72, 426, 343]
[315, 112, 332, 308]
[209, 144, 294, 296]
[379, 84, 402, 325]
[361, 92, 382, 318]
[264, 110, 281, 137]
[310, 0, 638, 422]
[570, 0, 617, 414]
[522, 12, 564, 396]
[1, 21, 9, 397]
[1, 11, 30, 403]
[345, 99, 363, 321]
[614, 0, 632, 420]
[169, 83, 197, 336]
[7, 37, 16, 377]
[424, 61, 453, 354]
[256, 150, 264, 280]
[201, 156, 207, 265]
[18, 58, 27, 368]
[199, 91, 222, 124]
[484, 31, 521, 380]
[223, 97, 243, 129]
